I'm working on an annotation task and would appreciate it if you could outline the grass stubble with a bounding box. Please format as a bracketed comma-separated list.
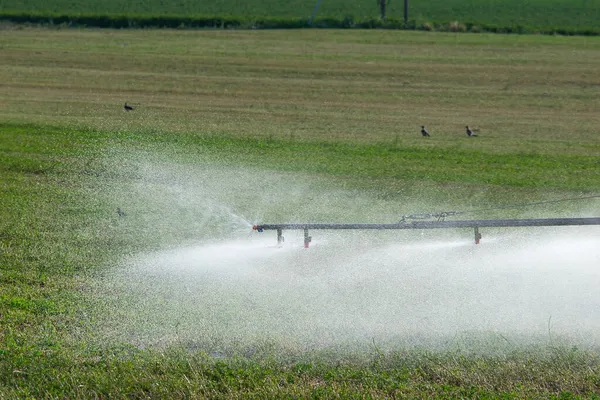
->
[1, 28, 600, 398]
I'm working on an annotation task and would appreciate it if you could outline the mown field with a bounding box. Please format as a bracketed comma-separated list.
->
[1, 0, 600, 33]
[1, 28, 600, 398]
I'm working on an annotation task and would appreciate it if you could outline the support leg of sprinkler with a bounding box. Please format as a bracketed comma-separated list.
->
[304, 228, 312, 248]
[474, 226, 482, 244]
[277, 228, 284, 246]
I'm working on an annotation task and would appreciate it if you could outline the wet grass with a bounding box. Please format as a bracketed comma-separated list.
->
[3, 345, 600, 398]
[1, 29, 600, 398]
[2, 124, 599, 398]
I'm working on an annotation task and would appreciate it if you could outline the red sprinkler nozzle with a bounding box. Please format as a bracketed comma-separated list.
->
[303, 228, 311, 248]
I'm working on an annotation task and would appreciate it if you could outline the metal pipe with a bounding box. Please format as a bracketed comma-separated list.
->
[254, 217, 600, 231]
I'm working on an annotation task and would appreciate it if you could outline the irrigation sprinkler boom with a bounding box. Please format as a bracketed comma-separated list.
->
[252, 217, 600, 247]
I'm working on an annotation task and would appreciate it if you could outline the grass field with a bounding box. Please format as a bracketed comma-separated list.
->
[1, 0, 600, 33]
[1, 28, 600, 397]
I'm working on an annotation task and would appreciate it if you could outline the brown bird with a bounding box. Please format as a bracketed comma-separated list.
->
[466, 125, 478, 137]
[421, 126, 431, 137]
[123, 103, 134, 111]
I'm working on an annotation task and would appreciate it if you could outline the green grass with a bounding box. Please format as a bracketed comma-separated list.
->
[1, 29, 600, 398]
[3, 345, 600, 398]
[1, 0, 600, 33]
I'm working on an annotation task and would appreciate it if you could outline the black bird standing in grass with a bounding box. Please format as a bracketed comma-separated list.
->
[466, 125, 478, 137]
[123, 103, 134, 111]
[421, 126, 431, 137]
[117, 208, 126, 217]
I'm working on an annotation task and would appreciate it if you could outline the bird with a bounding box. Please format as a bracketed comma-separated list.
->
[117, 208, 126, 217]
[421, 126, 431, 137]
[123, 103, 134, 111]
[466, 125, 478, 137]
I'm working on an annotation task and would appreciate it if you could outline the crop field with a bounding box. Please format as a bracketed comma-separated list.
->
[1, 28, 600, 398]
[2, 0, 600, 33]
